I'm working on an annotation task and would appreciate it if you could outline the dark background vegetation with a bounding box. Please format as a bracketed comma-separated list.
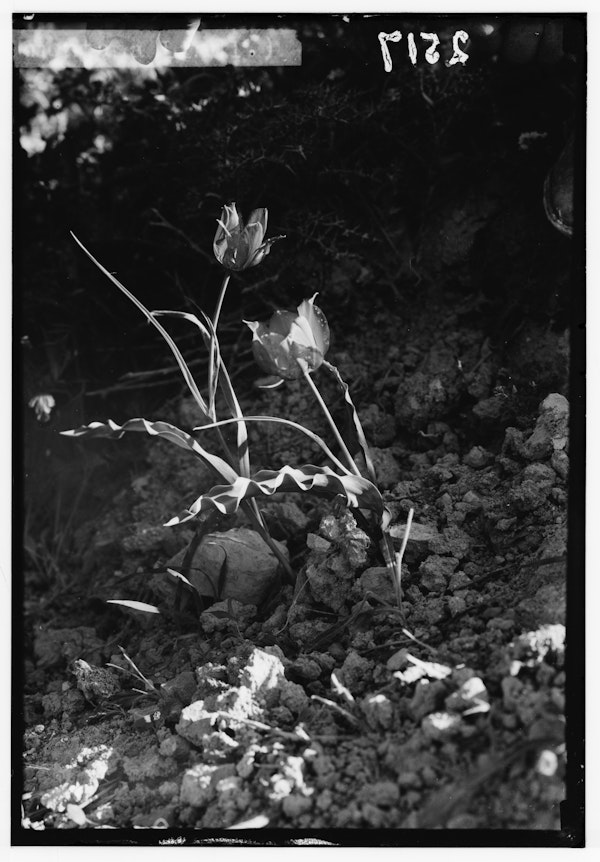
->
[15, 13, 583, 587]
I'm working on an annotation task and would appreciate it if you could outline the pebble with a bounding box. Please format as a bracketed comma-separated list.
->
[536, 749, 558, 777]
[386, 649, 409, 671]
[306, 533, 332, 553]
[282, 794, 313, 818]
[522, 393, 569, 460]
[358, 566, 396, 603]
[447, 680, 489, 718]
[361, 693, 394, 730]
[289, 656, 322, 681]
[449, 571, 471, 591]
[421, 711, 462, 740]
[446, 596, 467, 616]
[551, 450, 569, 480]
[360, 780, 400, 807]
[418, 555, 459, 593]
[410, 679, 447, 721]
[361, 802, 385, 828]
[463, 446, 493, 469]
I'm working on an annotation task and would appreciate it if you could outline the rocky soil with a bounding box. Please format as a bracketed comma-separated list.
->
[19, 282, 571, 839]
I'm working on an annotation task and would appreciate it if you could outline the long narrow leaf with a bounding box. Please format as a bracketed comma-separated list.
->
[192, 415, 353, 476]
[107, 599, 161, 614]
[70, 233, 210, 419]
[60, 418, 239, 484]
[164, 464, 390, 527]
[323, 360, 377, 484]
[198, 309, 251, 472]
[152, 308, 251, 476]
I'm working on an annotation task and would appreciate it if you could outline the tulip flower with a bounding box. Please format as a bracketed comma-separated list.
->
[28, 393, 55, 422]
[245, 294, 330, 382]
[213, 203, 284, 271]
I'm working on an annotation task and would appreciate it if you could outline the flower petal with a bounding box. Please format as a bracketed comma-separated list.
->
[244, 220, 266, 254]
[255, 375, 285, 389]
[224, 202, 240, 232]
[288, 316, 317, 350]
[246, 207, 268, 233]
[298, 295, 330, 355]
[268, 309, 296, 338]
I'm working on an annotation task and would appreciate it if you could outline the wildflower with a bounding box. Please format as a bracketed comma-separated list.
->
[28, 393, 55, 422]
[213, 203, 284, 271]
[245, 294, 330, 381]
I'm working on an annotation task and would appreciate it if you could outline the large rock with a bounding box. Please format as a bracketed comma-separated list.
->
[164, 528, 287, 606]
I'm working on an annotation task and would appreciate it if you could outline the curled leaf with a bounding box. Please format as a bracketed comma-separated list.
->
[164, 464, 390, 528]
[61, 417, 238, 484]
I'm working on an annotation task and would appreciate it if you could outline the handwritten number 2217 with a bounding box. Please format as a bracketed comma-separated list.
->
[379, 30, 469, 72]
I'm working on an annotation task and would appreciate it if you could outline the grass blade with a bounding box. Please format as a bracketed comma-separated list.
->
[70, 233, 210, 419]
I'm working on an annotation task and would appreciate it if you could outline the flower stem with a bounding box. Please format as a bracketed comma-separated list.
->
[208, 274, 231, 421]
[297, 358, 362, 477]
[213, 273, 231, 332]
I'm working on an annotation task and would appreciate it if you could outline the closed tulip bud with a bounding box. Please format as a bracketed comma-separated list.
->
[244, 294, 330, 382]
[213, 203, 284, 271]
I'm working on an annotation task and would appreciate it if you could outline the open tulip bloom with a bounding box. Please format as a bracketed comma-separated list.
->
[213, 203, 284, 271]
[244, 294, 330, 383]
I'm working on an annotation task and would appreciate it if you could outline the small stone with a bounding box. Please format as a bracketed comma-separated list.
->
[359, 780, 400, 807]
[389, 521, 442, 562]
[528, 717, 565, 742]
[361, 802, 385, 827]
[445, 676, 489, 714]
[386, 649, 409, 671]
[472, 394, 510, 422]
[239, 647, 285, 693]
[410, 596, 445, 626]
[72, 660, 121, 702]
[536, 749, 558, 777]
[339, 651, 374, 695]
[428, 525, 471, 558]
[463, 446, 493, 469]
[409, 679, 447, 721]
[306, 533, 332, 553]
[180, 763, 235, 807]
[522, 393, 569, 461]
[160, 670, 197, 705]
[202, 730, 240, 763]
[462, 490, 482, 509]
[361, 693, 394, 730]
[421, 711, 462, 740]
[279, 680, 309, 714]
[289, 656, 322, 681]
[282, 794, 313, 818]
[551, 450, 569, 480]
[358, 567, 395, 604]
[418, 555, 458, 593]
[176, 700, 216, 746]
[446, 596, 467, 616]
[449, 571, 471, 591]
